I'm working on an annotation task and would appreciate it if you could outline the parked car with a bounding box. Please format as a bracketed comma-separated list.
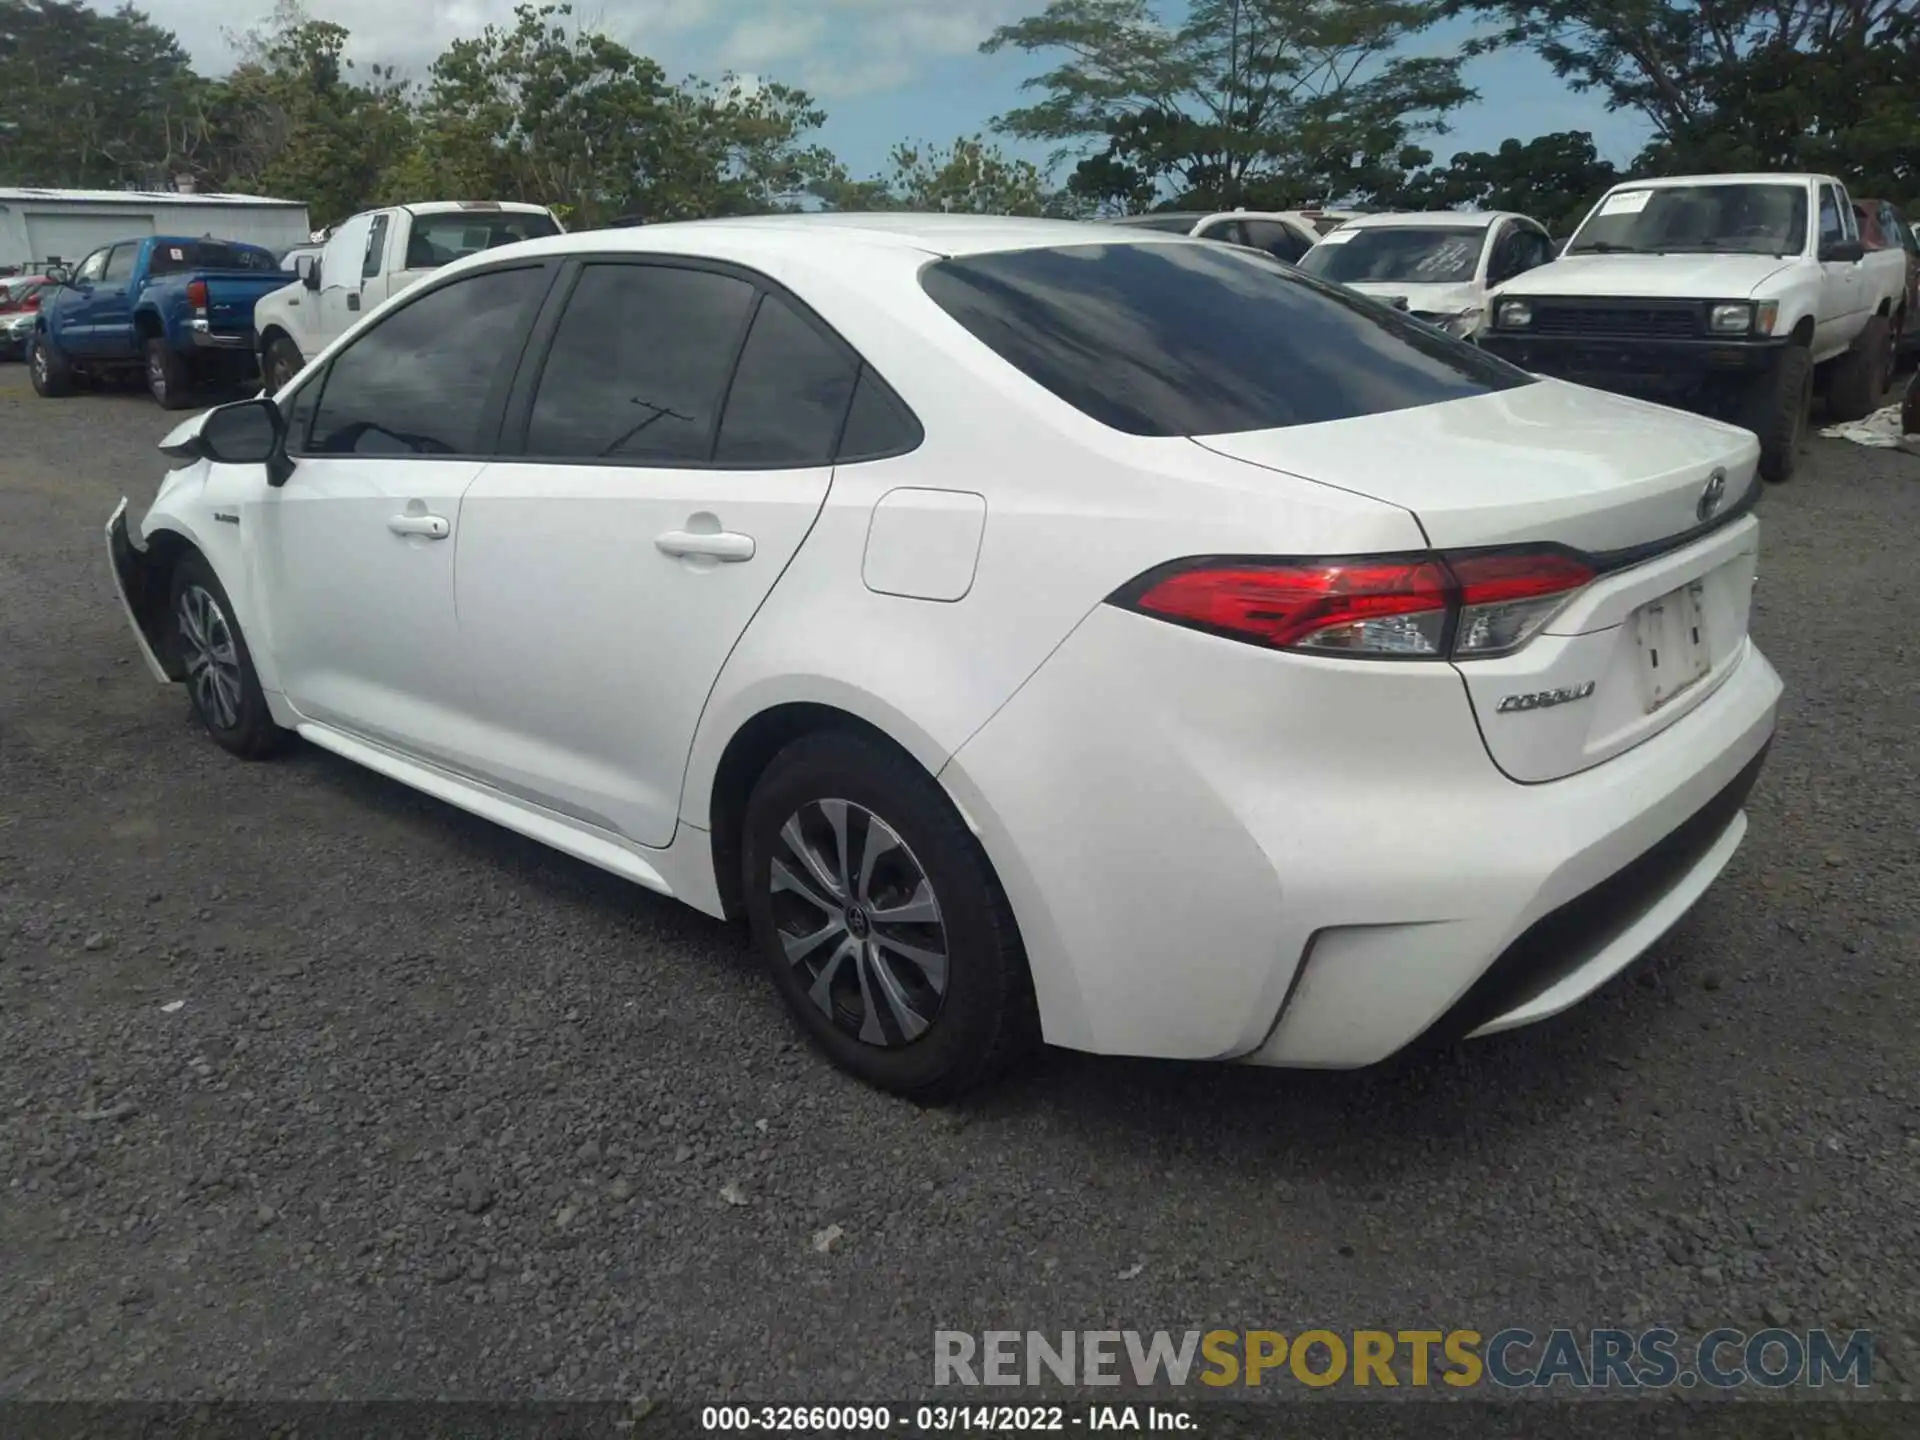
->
[1853, 197, 1919, 354]
[1480, 173, 1910, 484]
[1298, 210, 1556, 339]
[1, 274, 52, 359]
[30, 236, 291, 407]
[254, 200, 564, 390]
[107, 215, 1780, 1098]
[1101, 210, 1325, 264]
[277, 242, 324, 273]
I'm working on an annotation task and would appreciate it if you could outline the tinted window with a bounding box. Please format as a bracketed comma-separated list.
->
[713, 294, 859, 466]
[1818, 189, 1845, 246]
[147, 241, 277, 275]
[527, 263, 756, 462]
[103, 245, 138, 282]
[919, 242, 1530, 438]
[837, 368, 922, 461]
[305, 265, 546, 456]
[1195, 219, 1247, 245]
[363, 215, 390, 279]
[404, 211, 562, 269]
[1241, 220, 1312, 263]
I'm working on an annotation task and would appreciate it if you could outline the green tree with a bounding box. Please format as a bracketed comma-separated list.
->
[815, 135, 1053, 214]
[0, 0, 207, 188]
[980, 0, 1472, 210]
[1441, 0, 1916, 191]
[1395, 130, 1619, 232]
[643, 76, 841, 219]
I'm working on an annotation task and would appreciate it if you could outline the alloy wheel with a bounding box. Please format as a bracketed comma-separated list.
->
[178, 584, 242, 730]
[769, 798, 949, 1046]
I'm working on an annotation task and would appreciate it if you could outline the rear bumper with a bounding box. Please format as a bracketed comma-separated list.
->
[1482, 332, 1787, 391]
[188, 323, 255, 351]
[939, 604, 1782, 1066]
[106, 499, 174, 684]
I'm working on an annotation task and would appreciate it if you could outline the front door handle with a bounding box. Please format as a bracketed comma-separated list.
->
[348, 292, 361, 312]
[656, 529, 754, 562]
[388, 513, 449, 539]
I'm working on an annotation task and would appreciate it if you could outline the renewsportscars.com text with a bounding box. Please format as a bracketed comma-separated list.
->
[933, 1327, 1873, 1390]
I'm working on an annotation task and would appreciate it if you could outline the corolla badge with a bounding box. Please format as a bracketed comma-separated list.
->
[1696, 468, 1728, 523]
[1497, 681, 1596, 714]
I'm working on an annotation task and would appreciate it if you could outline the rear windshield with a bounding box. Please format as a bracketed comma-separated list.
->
[147, 242, 280, 275]
[1300, 226, 1489, 284]
[404, 211, 562, 269]
[918, 241, 1532, 437]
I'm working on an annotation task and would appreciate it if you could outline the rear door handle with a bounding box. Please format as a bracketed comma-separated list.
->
[388, 513, 449, 539]
[656, 530, 754, 562]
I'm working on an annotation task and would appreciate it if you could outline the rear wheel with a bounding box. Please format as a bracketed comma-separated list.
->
[168, 552, 286, 759]
[145, 337, 195, 410]
[1824, 315, 1892, 424]
[28, 332, 73, 397]
[1744, 345, 1811, 484]
[263, 335, 304, 393]
[741, 732, 1038, 1101]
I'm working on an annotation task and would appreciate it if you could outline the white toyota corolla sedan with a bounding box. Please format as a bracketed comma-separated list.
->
[106, 214, 1782, 1099]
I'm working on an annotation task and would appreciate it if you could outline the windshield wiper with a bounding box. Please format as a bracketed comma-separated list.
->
[1566, 241, 1640, 254]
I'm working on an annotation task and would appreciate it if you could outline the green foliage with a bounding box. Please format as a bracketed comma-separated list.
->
[815, 135, 1054, 215]
[0, 0, 206, 188]
[1392, 130, 1619, 232]
[981, 0, 1473, 209]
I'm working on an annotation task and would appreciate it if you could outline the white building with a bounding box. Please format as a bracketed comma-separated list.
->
[0, 188, 313, 272]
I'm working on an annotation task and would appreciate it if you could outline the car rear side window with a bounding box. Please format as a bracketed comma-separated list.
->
[527, 263, 758, 463]
[919, 242, 1531, 438]
[713, 293, 859, 467]
[837, 367, 922, 461]
[302, 265, 548, 457]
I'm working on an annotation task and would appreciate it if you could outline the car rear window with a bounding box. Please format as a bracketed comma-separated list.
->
[147, 242, 279, 275]
[918, 242, 1532, 438]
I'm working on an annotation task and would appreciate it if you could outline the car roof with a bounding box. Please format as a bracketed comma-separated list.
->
[1609, 174, 1835, 190]
[503, 212, 1197, 263]
[404, 200, 556, 217]
[1337, 211, 1516, 231]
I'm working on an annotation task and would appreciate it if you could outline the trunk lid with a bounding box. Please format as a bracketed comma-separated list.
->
[1192, 377, 1759, 554]
[1194, 379, 1764, 781]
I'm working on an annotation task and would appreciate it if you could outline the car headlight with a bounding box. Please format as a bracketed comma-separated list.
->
[1710, 302, 1754, 335]
[1496, 300, 1533, 328]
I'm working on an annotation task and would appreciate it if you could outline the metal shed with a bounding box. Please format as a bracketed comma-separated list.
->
[0, 188, 313, 273]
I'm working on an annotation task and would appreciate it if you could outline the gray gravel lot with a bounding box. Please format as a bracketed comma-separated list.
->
[1, 361, 1917, 1406]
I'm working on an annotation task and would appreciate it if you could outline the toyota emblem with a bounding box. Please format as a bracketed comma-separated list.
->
[1697, 468, 1727, 523]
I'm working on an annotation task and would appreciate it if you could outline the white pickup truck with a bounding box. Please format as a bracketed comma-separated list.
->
[1480, 173, 1908, 483]
[254, 200, 563, 390]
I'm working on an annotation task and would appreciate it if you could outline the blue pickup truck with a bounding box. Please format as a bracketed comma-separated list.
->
[30, 236, 293, 409]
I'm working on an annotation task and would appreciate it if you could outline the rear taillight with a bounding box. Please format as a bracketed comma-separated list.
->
[186, 279, 209, 308]
[1113, 548, 1594, 661]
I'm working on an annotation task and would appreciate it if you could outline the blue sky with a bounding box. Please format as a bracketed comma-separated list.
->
[135, 1, 1655, 185]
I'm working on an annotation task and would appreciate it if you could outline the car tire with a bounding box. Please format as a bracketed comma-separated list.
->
[1824, 315, 1892, 424]
[741, 731, 1039, 1101]
[1745, 344, 1811, 484]
[145, 337, 195, 411]
[263, 335, 304, 393]
[28, 332, 73, 397]
[168, 551, 287, 760]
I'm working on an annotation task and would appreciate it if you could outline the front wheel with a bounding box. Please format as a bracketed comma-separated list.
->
[145, 338, 195, 410]
[168, 552, 287, 759]
[1743, 346, 1811, 484]
[263, 335, 304, 393]
[28, 333, 73, 397]
[741, 732, 1038, 1101]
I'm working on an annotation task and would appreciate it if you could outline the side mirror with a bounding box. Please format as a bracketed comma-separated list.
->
[298, 257, 320, 291]
[1821, 238, 1865, 264]
[46, 263, 72, 285]
[195, 397, 293, 484]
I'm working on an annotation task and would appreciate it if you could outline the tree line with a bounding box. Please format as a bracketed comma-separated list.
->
[1, 0, 1914, 236]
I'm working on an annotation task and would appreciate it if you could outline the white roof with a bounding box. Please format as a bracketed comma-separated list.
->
[559, 212, 1175, 259]
[1608, 174, 1835, 190]
[0, 187, 305, 209]
[1337, 210, 1514, 231]
[401, 200, 557, 217]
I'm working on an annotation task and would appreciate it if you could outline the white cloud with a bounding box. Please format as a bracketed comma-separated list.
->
[127, 0, 1031, 99]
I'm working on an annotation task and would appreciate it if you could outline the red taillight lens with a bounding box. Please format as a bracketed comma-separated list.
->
[22, 295, 38, 311]
[1114, 548, 1593, 660]
[186, 279, 209, 307]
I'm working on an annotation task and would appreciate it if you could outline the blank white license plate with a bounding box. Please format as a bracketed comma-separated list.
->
[1634, 581, 1713, 712]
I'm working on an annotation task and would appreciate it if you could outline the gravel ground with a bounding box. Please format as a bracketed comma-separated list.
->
[1, 361, 1917, 1406]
